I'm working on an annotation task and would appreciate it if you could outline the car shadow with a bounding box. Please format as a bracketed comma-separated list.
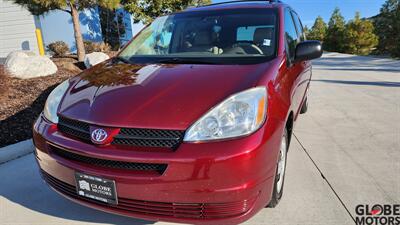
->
[0, 154, 156, 225]
[311, 79, 400, 87]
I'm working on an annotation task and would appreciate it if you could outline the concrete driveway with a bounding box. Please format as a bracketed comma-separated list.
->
[0, 52, 399, 225]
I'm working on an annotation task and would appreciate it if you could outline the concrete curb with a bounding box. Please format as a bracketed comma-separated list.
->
[0, 139, 34, 164]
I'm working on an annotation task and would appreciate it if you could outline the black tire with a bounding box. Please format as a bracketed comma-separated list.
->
[267, 129, 289, 208]
[300, 96, 308, 114]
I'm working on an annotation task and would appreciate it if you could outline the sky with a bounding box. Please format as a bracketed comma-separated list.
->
[212, 0, 386, 27]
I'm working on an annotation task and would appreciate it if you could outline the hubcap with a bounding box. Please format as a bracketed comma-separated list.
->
[276, 134, 287, 194]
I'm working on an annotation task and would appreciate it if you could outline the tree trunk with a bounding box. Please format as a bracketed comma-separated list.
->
[70, 3, 85, 61]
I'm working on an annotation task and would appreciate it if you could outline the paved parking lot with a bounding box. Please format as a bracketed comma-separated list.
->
[0, 53, 399, 225]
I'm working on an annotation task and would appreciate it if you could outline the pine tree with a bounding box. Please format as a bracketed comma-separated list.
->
[374, 0, 400, 57]
[307, 16, 327, 43]
[344, 12, 378, 55]
[11, 0, 120, 61]
[325, 7, 346, 52]
[303, 25, 310, 36]
[122, 0, 211, 23]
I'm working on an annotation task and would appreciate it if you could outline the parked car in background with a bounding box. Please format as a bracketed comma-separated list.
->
[33, 1, 322, 224]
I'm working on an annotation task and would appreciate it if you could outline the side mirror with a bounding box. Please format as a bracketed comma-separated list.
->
[294, 40, 323, 63]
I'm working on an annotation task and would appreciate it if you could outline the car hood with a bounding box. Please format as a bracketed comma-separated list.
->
[58, 60, 273, 130]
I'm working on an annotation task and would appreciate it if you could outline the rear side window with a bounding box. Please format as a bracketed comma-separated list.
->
[291, 12, 305, 41]
[284, 8, 298, 61]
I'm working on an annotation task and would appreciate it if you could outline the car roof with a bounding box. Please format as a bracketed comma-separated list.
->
[184, 0, 286, 12]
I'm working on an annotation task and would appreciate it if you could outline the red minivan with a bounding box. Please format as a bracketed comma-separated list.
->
[33, 1, 322, 224]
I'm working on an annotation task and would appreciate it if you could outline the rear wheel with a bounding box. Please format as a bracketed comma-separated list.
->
[267, 129, 288, 208]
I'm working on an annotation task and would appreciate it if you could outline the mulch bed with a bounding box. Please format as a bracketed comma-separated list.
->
[0, 58, 81, 148]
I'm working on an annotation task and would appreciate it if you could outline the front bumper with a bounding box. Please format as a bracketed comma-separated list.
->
[33, 115, 283, 224]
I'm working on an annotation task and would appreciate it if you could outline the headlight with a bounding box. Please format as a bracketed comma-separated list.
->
[184, 87, 267, 142]
[43, 80, 70, 123]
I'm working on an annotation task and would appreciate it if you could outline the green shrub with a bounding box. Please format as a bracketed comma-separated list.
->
[47, 41, 70, 57]
[343, 12, 378, 56]
[84, 41, 111, 54]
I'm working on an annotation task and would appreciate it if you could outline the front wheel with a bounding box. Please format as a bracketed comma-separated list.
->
[267, 129, 288, 208]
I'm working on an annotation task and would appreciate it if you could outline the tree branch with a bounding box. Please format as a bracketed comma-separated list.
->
[60, 8, 71, 14]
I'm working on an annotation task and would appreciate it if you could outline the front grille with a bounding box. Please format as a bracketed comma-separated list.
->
[112, 128, 185, 149]
[41, 170, 255, 219]
[57, 116, 185, 149]
[59, 116, 90, 131]
[50, 145, 167, 173]
[58, 117, 91, 141]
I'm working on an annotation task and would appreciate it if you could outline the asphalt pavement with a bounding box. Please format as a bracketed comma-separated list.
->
[0, 52, 399, 225]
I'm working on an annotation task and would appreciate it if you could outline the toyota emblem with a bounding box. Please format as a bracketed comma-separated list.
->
[91, 128, 108, 144]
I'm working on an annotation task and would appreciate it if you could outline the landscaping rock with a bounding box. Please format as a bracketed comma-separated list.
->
[5, 51, 57, 79]
[84, 52, 110, 68]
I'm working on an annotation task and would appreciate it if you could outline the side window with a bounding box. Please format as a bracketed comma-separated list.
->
[292, 11, 305, 41]
[284, 9, 298, 61]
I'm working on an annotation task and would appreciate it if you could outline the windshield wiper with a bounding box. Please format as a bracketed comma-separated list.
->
[157, 58, 216, 65]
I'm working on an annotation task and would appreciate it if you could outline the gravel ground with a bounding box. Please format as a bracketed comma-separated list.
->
[0, 60, 79, 148]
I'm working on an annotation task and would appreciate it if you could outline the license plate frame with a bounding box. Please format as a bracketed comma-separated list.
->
[75, 172, 118, 205]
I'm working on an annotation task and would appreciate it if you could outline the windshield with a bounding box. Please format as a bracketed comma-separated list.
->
[119, 8, 278, 65]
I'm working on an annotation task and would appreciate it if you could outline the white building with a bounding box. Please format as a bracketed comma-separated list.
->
[0, 0, 40, 57]
[0, 1, 144, 59]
